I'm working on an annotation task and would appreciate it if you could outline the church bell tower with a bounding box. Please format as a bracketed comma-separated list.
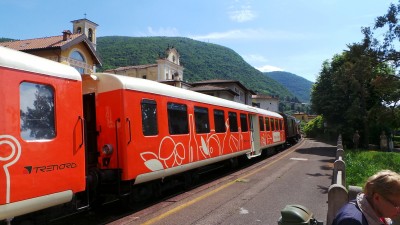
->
[71, 18, 98, 49]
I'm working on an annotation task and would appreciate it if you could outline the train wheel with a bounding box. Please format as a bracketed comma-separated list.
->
[223, 157, 239, 171]
[130, 183, 157, 203]
[229, 157, 239, 169]
[183, 171, 199, 190]
[121, 193, 137, 210]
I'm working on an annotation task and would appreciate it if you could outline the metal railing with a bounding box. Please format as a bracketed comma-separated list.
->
[326, 135, 350, 225]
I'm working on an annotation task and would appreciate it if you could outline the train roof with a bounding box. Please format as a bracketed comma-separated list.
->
[91, 73, 282, 118]
[0, 46, 81, 81]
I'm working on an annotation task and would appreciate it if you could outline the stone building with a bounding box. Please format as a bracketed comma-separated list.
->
[0, 18, 101, 75]
[190, 80, 256, 105]
[292, 112, 317, 122]
[104, 46, 190, 88]
[252, 94, 279, 112]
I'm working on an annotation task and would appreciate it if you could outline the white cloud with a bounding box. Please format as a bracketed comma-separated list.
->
[229, 7, 256, 22]
[256, 65, 284, 72]
[191, 29, 249, 40]
[139, 26, 180, 36]
[190, 29, 310, 41]
[228, 0, 256, 22]
[242, 54, 268, 63]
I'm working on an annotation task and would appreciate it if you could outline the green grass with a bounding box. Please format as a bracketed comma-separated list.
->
[345, 149, 400, 187]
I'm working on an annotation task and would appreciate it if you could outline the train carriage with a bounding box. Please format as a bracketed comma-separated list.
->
[0, 46, 86, 220]
[280, 113, 301, 145]
[82, 73, 284, 186]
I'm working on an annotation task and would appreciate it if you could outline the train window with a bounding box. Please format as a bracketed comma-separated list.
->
[194, 106, 210, 134]
[213, 109, 226, 133]
[265, 117, 270, 131]
[141, 99, 158, 136]
[228, 112, 238, 132]
[280, 119, 284, 130]
[20, 82, 56, 140]
[259, 116, 265, 131]
[240, 113, 248, 132]
[275, 119, 279, 131]
[272, 119, 275, 131]
[167, 103, 189, 135]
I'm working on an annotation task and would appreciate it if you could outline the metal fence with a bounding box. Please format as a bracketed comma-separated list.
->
[326, 135, 399, 225]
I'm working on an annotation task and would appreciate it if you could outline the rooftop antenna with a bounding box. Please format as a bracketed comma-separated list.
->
[84, 13, 87, 19]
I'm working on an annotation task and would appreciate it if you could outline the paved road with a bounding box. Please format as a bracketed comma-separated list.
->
[110, 138, 336, 225]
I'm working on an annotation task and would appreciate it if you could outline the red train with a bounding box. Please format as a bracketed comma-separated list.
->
[0, 46, 300, 222]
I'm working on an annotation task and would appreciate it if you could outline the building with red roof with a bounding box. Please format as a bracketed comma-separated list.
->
[0, 18, 101, 75]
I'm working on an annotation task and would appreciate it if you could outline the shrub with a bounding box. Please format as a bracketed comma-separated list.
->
[303, 115, 325, 138]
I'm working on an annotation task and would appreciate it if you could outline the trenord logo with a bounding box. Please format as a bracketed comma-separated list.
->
[24, 163, 77, 174]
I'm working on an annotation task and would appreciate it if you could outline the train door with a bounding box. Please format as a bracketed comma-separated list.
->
[248, 114, 261, 158]
[83, 93, 98, 169]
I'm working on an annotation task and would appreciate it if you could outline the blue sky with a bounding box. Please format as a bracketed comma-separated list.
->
[0, 0, 395, 82]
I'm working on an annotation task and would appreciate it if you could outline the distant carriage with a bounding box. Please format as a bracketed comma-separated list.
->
[280, 113, 301, 145]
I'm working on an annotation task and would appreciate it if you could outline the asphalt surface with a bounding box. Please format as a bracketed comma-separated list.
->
[109, 138, 336, 225]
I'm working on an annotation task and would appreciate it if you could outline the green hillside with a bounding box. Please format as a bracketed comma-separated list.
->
[97, 36, 293, 98]
[264, 71, 313, 103]
[0, 38, 16, 42]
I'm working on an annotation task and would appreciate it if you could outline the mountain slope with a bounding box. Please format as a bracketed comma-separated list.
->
[97, 36, 293, 98]
[0, 38, 15, 42]
[264, 71, 313, 103]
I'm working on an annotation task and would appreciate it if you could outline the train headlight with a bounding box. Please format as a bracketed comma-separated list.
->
[102, 144, 113, 155]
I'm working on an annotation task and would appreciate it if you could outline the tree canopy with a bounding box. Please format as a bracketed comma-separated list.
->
[310, 2, 400, 146]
